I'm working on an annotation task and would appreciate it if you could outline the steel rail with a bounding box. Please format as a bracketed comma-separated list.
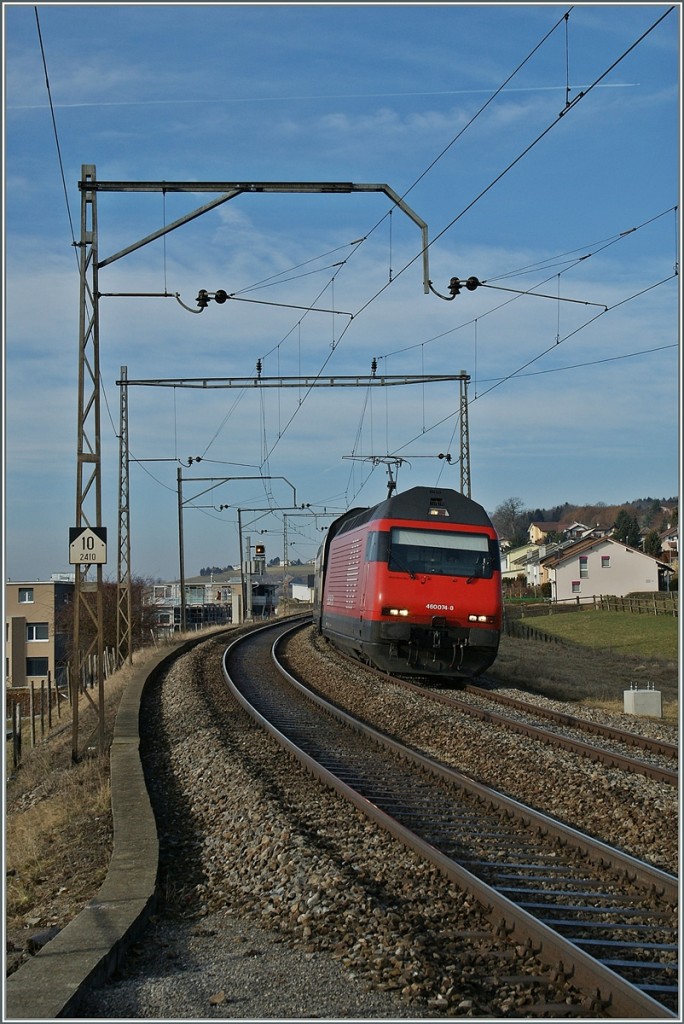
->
[431, 687, 677, 786]
[221, 620, 677, 1020]
[468, 682, 678, 760]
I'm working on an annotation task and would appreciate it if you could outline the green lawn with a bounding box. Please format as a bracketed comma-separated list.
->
[517, 609, 679, 662]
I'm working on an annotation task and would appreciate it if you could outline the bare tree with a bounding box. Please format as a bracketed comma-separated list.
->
[491, 497, 532, 547]
[56, 576, 159, 665]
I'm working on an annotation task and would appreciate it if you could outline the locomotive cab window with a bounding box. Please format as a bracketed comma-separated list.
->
[388, 528, 496, 578]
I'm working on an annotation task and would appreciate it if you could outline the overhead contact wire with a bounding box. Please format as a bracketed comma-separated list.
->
[392, 277, 677, 455]
[34, 7, 76, 251]
[351, 6, 676, 322]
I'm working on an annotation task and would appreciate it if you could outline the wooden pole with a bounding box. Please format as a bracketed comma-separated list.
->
[30, 683, 36, 748]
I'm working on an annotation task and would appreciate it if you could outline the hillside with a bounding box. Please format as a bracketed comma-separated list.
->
[490, 494, 677, 548]
[537, 497, 677, 533]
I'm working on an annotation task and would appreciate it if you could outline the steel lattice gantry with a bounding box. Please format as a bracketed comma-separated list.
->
[121, 372, 472, 496]
[73, 164, 105, 761]
[459, 371, 471, 499]
[117, 366, 132, 666]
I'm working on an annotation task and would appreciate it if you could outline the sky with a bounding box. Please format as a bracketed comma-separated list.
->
[3, 1, 681, 583]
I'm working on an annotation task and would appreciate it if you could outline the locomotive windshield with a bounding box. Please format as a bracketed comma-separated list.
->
[388, 527, 496, 579]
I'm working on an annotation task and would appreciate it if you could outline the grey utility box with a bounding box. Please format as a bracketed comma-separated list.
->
[623, 687, 662, 718]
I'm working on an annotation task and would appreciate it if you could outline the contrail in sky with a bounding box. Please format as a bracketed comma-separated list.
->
[7, 83, 639, 110]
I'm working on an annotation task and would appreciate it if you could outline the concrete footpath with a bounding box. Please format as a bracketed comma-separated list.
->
[4, 633, 224, 1021]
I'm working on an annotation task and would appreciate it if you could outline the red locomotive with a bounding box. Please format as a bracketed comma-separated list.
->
[313, 485, 502, 680]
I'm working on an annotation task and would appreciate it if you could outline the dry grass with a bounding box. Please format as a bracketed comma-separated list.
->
[487, 632, 679, 722]
[4, 628, 229, 971]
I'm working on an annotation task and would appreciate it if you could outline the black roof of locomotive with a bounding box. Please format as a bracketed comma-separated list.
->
[335, 486, 493, 537]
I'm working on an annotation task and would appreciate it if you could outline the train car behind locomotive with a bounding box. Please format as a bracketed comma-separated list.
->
[313, 486, 502, 680]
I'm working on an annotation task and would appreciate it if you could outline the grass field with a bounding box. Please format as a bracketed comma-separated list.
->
[488, 608, 679, 715]
[515, 608, 679, 662]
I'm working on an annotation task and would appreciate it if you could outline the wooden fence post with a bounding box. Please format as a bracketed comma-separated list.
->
[12, 702, 21, 768]
[30, 682, 36, 749]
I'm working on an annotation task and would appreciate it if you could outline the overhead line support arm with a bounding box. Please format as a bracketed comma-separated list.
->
[81, 179, 430, 291]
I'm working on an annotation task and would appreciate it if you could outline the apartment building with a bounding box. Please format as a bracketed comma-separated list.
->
[5, 576, 74, 689]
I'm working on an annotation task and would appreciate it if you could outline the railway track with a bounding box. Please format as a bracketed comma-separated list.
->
[463, 682, 677, 780]
[312, 634, 677, 785]
[468, 681, 678, 760]
[223, 619, 678, 1020]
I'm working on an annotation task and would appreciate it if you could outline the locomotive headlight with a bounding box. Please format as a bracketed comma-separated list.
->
[468, 614, 495, 623]
[382, 607, 409, 617]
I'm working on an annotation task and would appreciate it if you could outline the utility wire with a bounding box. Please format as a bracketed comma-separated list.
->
[351, 5, 676, 321]
[477, 342, 678, 383]
[199, 1, 578, 467]
[34, 7, 76, 251]
[278, 6, 574, 381]
[197, 8, 673, 474]
[130, 9, 675, 505]
[230, 239, 364, 296]
[376, 201, 677, 364]
[390, 275, 677, 456]
[297, 4, 574, 333]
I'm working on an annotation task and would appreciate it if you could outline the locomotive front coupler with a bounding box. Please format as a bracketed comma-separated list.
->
[431, 615, 448, 649]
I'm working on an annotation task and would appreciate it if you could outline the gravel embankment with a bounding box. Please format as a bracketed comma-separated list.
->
[77, 629, 676, 1019]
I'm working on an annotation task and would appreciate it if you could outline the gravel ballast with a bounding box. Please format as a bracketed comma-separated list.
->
[76, 627, 677, 1019]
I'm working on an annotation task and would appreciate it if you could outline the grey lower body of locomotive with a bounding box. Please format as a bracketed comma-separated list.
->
[322, 612, 499, 679]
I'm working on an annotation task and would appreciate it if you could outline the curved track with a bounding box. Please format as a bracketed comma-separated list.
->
[223, 619, 678, 1020]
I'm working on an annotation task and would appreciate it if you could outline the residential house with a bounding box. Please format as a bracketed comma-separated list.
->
[501, 542, 538, 583]
[658, 525, 679, 571]
[523, 539, 576, 589]
[5, 575, 74, 689]
[528, 521, 565, 545]
[562, 521, 591, 541]
[541, 536, 671, 604]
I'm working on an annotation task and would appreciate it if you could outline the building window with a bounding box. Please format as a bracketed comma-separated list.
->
[571, 581, 581, 594]
[579, 556, 589, 579]
[18, 588, 34, 603]
[26, 622, 49, 641]
[601, 555, 611, 568]
[26, 657, 49, 676]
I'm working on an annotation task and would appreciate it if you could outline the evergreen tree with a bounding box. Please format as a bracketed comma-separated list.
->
[643, 528, 662, 558]
[613, 509, 641, 547]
